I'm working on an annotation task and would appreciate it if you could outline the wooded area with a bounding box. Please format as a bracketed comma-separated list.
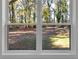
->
[9, 0, 70, 24]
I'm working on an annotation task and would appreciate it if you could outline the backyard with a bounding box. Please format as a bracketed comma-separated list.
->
[8, 25, 70, 50]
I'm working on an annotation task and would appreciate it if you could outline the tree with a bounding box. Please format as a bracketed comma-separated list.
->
[20, 0, 36, 28]
[61, 0, 68, 22]
[9, 0, 18, 23]
[21, 0, 35, 23]
[42, 0, 50, 23]
[55, 0, 68, 23]
[43, 7, 50, 23]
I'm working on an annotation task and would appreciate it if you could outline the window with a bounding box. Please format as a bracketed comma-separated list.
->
[3, 0, 76, 55]
[8, 0, 36, 50]
[8, 0, 71, 50]
[42, 0, 71, 50]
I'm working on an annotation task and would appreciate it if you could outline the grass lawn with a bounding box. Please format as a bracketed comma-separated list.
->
[42, 35, 70, 50]
[8, 38, 36, 50]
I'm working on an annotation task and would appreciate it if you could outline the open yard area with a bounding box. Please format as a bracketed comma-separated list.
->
[8, 25, 70, 50]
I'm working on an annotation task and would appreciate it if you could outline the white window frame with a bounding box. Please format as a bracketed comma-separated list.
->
[2, 0, 77, 55]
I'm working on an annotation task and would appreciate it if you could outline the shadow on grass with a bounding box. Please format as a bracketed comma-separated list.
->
[8, 38, 36, 50]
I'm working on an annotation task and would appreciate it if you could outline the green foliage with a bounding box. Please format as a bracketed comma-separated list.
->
[55, 0, 68, 23]
[27, 0, 33, 2]
[9, 0, 17, 5]
[9, 0, 68, 23]
[55, 10, 62, 23]
[61, 0, 68, 13]
[43, 7, 50, 23]
[9, 0, 19, 23]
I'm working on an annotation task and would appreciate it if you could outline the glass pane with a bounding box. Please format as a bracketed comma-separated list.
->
[42, 0, 70, 23]
[8, 0, 36, 50]
[7, 25, 36, 50]
[9, 0, 36, 23]
[42, 25, 71, 50]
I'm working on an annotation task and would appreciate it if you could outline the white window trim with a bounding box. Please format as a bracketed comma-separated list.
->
[2, 0, 77, 55]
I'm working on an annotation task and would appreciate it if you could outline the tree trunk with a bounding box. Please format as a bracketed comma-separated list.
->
[11, 3, 16, 23]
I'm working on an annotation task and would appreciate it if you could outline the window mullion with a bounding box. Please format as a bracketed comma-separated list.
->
[36, 0, 42, 52]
